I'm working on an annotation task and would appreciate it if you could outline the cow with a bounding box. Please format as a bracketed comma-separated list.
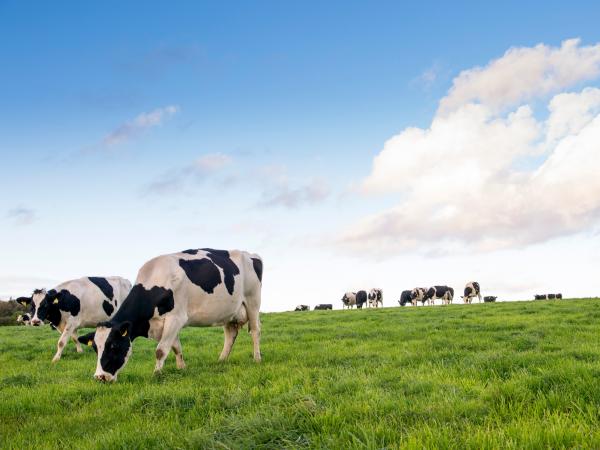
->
[355, 290, 368, 309]
[19, 277, 132, 362]
[557, 293, 563, 299]
[483, 296, 497, 303]
[410, 287, 428, 306]
[368, 289, 383, 308]
[78, 248, 263, 382]
[423, 286, 454, 305]
[534, 294, 547, 300]
[16, 313, 32, 325]
[342, 292, 356, 309]
[294, 305, 309, 311]
[398, 290, 412, 306]
[314, 304, 332, 310]
[461, 281, 481, 304]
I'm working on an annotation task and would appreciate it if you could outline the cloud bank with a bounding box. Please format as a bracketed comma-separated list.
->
[339, 39, 600, 257]
[103, 105, 179, 146]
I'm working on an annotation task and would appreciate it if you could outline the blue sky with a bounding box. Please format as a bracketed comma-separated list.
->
[2, 1, 600, 309]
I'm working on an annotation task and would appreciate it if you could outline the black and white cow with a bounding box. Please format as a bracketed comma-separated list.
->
[368, 288, 383, 308]
[16, 313, 32, 325]
[78, 248, 263, 382]
[314, 304, 332, 310]
[462, 281, 481, 304]
[423, 286, 454, 305]
[342, 292, 356, 309]
[295, 305, 309, 311]
[398, 290, 412, 306]
[20, 277, 131, 362]
[410, 287, 428, 306]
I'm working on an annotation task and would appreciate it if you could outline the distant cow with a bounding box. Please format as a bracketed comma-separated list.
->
[355, 290, 368, 309]
[557, 293, 563, 299]
[399, 290, 412, 306]
[368, 288, 383, 307]
[483, 296, 497, 303]
[424, 286, 454, 305]
[534, 294, 547, 300]
[342, 292, 357, 309]
[462, 282, 481, 304]
[16, 313, 32, 325]
[314, 304, 332, 310]
[410, 287, 428, 306]
[20, 276, 132, 363]
[294, 305, 309, 311]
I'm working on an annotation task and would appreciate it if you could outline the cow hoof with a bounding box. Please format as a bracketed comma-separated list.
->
[51, 357, 60, 364]
[176, 361, 186, 369]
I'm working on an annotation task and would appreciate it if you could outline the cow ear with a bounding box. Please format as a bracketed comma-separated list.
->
[49, 291, 61, 305]
[118, 321, 131, 338]
[19, 297, 32, 306]
[78, 332, 95, 346]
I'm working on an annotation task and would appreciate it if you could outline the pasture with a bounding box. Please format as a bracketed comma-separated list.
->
[2, 299, 600, 449]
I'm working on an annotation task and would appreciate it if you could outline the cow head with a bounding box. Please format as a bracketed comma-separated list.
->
[29, 289, 62, 326]
[79, 321, 132, 382]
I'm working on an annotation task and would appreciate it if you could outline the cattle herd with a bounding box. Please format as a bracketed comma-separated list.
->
[12, 248, 263, 382]
[294, 282, 565, 311]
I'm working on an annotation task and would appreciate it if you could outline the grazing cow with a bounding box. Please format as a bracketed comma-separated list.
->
[20, 277, 132, 362]
[410, 287, 428, 306]
[355, 290, 368, 309]
[424, 286, 454, 305]
[368, 289, 383, 308]
[341, 292, 357, 309]
[399, 290, 412, 306]
[294, 305, 309, 311]
[462, 281, 481, 304]
[16, 313, 32, 325]
[314, 304, 332, 310]
[483, 296, 497, 303]
[534, 294, 547, 300]
[557, 293, 563, 299]
[78, 248, 262, 382]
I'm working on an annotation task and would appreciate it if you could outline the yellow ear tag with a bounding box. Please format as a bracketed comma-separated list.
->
[53, 298, 59, 304]
[87, 340, 93, 347]
[121, 329, 128, 337]
[20, 301, 27, 306]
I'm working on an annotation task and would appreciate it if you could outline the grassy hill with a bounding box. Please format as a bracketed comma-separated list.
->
[2, 299, 600, 449]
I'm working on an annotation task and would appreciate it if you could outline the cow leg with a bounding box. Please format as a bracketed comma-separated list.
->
[52, 322, 76, 363]
[154, 317, 185, 373]
[171, 335, 186, 369]
[219, 323, 240, 361]
[71, 332, 83, 353]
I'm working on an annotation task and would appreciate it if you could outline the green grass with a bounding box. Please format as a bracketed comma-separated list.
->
[2, 299, 600, 449]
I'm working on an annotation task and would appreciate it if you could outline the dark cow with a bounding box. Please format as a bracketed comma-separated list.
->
[314, 304, 332, 310]
[355, 290, 368, 309]
[398, 290, 412, 306]
[294, 305, 309, 311]
[534, 294, 547, 300]
[424, 286, 454, 305]
[78, 248, 263, 382]
[20, 277, 131, 362]
[483, 296, 497, 302]
[368, 289, 383, 307]
[462, 281, 481, 304]
[557, 293, 563, 299]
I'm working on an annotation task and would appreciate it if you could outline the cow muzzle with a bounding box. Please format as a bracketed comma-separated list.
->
[31, 319, 42, 326]
[95, 373, 115, 383]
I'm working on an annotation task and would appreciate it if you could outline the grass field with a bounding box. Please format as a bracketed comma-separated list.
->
[2, 299, 600, 449]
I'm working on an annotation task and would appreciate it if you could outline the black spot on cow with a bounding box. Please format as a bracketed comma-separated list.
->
[251, 258, 263, 282]
[464, 286, 473, 297]
[56, 290, 81, 316]
[108, 284, 175, 339]
[179, 258, 222, 294]
[102, 300, 114, 317]
[201, 249, 240, 295]
[181, 249, 199, 255]
[88, 277, 114, 300]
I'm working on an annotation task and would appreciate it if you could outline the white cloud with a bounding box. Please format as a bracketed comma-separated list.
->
[6, 207, 36, 226]
[439, 38, 600, 115]
[339, 39, 600, 257]
[192, 153, 232, 173]
[103, 105, 179, 146]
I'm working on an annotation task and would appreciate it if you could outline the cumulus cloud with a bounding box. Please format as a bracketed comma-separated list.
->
[103, 105, 179, 146]
[338, 39, 600, 257]
[143, 152, 233, 196]
[439, 38, 600, 115]
[6, 207, 36, 226]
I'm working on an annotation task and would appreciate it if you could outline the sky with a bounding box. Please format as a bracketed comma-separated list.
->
[2, 1, 600, 310]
